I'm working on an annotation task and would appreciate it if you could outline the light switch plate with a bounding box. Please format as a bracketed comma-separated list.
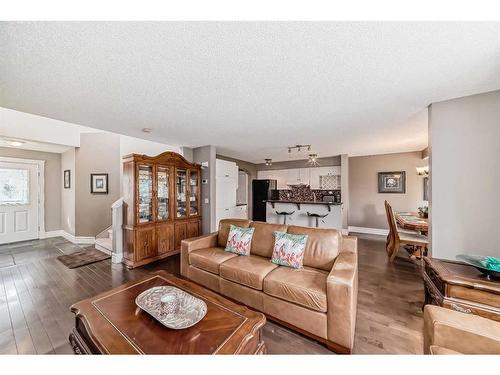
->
[204, 198, 209, 204]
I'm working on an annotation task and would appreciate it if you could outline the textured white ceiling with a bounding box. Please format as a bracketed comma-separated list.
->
[1, 22, 500, 163]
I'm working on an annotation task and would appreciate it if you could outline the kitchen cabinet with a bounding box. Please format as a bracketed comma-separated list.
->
[310, 166, 341, 189]
[233, 205, 248, 219]
[215, 159, 239, 230]
[259, 166, 341, 190]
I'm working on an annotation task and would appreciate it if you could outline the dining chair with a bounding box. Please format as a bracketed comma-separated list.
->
[384, 201, 428, 261]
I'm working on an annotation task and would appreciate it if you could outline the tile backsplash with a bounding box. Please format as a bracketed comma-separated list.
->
[278, 185, 341, 202]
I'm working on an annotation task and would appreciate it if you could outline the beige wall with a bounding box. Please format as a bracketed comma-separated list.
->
[61, 148, 75, 235]
[429, 90, 500, 260]
[75, 133, 121, 237]
[0, 147, 61, 231]
[194, 146, 217, 234]
[349, 151, 426, 230]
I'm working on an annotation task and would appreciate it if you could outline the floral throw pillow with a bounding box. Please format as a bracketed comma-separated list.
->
[224, 224, 255, 256]
[271, 231, 308, 269]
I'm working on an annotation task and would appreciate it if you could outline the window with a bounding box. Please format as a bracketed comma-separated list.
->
[0, 168, 29, 204]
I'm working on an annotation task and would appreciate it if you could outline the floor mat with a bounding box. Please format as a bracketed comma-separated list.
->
[57, 247, 110, 269]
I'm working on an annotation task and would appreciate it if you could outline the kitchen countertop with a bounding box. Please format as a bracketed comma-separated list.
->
[265, 200, 342, 205]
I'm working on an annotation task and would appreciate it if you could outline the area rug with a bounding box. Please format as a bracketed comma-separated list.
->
[57, 247, 110, 269]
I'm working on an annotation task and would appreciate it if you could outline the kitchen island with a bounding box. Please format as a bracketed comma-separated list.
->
[265, 200, 343, 229]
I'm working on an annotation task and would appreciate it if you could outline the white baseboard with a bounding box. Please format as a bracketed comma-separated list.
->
[95, 242, 112, 255]
[348, 226, 389, 236]
[39, 230, 65, 239]
[39, 230, 95, 245]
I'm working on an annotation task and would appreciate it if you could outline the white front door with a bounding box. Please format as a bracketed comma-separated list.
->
[0, 162, 39, 244]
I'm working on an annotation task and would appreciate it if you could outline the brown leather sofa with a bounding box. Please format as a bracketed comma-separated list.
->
[181, 218, 358, 354]
[424, 305, 500, 354]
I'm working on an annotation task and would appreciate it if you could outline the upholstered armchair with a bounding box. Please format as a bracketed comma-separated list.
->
[424, 305, 500, 354]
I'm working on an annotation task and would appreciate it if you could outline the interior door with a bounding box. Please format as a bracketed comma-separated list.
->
[0, 162, 39, 244]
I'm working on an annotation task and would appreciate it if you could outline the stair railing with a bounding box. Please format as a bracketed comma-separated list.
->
[111, 197, 124, 264]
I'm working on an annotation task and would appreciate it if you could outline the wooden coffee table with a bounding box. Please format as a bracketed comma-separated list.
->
[69, 271, 266, 354]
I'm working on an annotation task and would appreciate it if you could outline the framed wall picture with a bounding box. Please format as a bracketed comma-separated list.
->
[378, 171, 406, 194]
[64, 169, 71, 189]
[90, 173, 109, 194]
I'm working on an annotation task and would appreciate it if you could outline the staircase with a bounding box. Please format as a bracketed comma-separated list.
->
[93, 198, 124, 264]
[95, 228, 113, 255]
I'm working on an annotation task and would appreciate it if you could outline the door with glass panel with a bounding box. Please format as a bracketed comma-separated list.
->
[175, 169, 188, 218]
[137, 164, 154, 224]
[0, 162, 39, 244]
[156, 166, 170, 221]
[188, 169, 200, 217]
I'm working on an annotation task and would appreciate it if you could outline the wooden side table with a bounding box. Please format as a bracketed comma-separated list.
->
[423, 257, 500, 322]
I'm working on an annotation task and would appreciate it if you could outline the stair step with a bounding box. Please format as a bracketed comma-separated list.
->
[95, 237, 112, 253]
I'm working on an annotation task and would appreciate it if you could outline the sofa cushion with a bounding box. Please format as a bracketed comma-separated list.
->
[271, 231, 307, 269]
[429, 345, 462, 355]
[263, 266, 328, 312]
[250, 221, 287, 258]
[220, 255, 278, 290]
[225, 224, 255, 256]
[189, 247, 237, 275]
[287, 225, 341, 271]
[218, 219, 252, 247]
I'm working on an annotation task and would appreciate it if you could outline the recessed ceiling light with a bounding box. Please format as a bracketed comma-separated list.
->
[4, 139, 26, 147]
[142, 128, 152, 133]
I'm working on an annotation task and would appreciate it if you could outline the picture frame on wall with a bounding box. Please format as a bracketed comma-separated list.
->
[64, 169, 71, 189]
[90, 173, 109, 194]
[378, 171, 406, 193]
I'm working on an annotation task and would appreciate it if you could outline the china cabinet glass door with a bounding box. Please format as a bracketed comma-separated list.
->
[138, 164, 153, 223]
[176, 169, 187, 218]
[156, 166, 169, 221]
[189, 170, 200, 216]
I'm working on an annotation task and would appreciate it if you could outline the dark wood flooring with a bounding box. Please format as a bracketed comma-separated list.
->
[0, 233, 424, 354]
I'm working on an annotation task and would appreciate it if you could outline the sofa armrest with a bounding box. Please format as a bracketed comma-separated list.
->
[424, 305, 500, 354]
[180, 232, 218, 277]
[342, 235, 357, 254]
[326, 249, 358, 353]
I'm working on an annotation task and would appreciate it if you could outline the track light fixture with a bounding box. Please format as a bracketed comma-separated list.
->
[287, 144, 311, 154]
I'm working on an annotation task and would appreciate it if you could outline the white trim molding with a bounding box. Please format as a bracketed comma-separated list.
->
[348, 226, 389, 236]
[40, 230, 95, 245]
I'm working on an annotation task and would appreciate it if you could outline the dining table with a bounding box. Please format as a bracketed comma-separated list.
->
[395, 211, 429, 235]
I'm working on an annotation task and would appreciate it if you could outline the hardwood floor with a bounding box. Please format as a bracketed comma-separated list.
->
[0, 233, 424, 354]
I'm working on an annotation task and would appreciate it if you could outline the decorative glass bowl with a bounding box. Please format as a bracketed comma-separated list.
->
[135, 286, 207, 329]
[456, 254, 500, 280]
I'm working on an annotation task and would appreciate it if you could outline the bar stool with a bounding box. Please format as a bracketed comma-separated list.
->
[306, 212, 329, 228]
[275, 211, 295, 225]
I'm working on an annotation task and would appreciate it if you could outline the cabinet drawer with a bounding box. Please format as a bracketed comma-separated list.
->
[157, 223, 175, 255]
[135, 228, 156, 261]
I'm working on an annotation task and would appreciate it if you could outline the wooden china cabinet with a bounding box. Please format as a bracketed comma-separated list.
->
[122, 151, 201, 268]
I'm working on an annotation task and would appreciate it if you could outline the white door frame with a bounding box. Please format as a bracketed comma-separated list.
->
[0, 156, 46, 237]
